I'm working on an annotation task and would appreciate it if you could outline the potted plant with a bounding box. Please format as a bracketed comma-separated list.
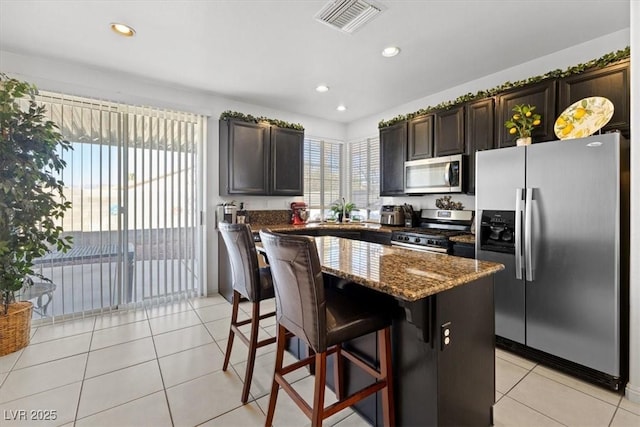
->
[0, 73, 72, 355]
[329, 199, 356, 223]
[504, 104, 542, 146]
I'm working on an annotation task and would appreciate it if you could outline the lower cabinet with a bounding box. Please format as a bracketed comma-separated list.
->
[218, 233, 234, 303]
[329, 277, 495, 426]
[360, 230, 392, 245]
[452, 242, 475, 259]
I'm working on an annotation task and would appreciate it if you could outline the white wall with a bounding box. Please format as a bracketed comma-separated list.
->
[2, 24, 638, 398]
[347, 29, 630, 142]
[346, 29, 632, 215]
[0, 49, 347, 297]
[626, 0, 639, 405]
[348, 26, 639, 401]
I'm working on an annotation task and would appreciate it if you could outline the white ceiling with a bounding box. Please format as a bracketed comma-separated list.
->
[0, 0, 630, 123]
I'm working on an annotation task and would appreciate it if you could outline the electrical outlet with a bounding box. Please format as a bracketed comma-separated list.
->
[441, 321, 452, 351]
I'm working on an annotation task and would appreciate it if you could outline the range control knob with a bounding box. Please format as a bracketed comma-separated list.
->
[414, 237, 421, 244]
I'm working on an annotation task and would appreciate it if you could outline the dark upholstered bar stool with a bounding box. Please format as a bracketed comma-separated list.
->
[259, 230, 394, 427]
[219, 223, 276, 404]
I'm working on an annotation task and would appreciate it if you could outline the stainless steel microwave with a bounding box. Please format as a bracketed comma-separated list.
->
[404, 154, 464, 194]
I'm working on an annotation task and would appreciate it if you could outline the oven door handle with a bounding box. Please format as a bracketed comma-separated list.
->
[391, 241, 448, 253]
[515, 188, 523, 280]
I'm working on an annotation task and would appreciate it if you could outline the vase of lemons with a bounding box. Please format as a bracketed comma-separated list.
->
[505, 104, 542, 146]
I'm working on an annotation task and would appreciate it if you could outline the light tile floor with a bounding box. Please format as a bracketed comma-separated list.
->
[1, 295, 639, 426]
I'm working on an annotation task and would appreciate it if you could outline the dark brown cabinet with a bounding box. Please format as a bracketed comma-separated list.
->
[434, 106, 465, 156]
[408, 115, 434, 160]
[219, 119, 304, 196]
[380, 121, 407, 196]
[465, 98, 495, 194]
[558, 60, 630, 137]
[496, 80, 556, 148]
[270, 127, 305, 195]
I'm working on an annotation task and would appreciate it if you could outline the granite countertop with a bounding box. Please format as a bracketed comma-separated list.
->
[450, 234, 476, 245]
[258, 236, 503, 302]
[248, 222, 401, 234]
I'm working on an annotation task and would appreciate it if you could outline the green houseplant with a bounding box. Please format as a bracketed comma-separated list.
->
[329, 199, 356, 222]
[0, 74, 72, 351]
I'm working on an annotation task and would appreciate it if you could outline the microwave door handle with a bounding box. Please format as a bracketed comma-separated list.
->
[515, 188, 523, 280]
[444, 162, 451, 186]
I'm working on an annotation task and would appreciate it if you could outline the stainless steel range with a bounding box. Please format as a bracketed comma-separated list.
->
[390, 209, 474, 253]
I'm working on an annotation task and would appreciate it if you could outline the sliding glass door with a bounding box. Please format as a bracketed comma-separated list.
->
[28, 93, 205, 319]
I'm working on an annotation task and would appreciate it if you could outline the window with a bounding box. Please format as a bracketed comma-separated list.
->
[303, 138, 343, 221]
[28, 91, 205, 319]
[348, 137, 380, 221]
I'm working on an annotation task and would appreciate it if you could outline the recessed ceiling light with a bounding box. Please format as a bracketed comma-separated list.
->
[337, 105, 347, 112]
[316, 85, 330, 93]
[110, 22, 136, 37]
[381, 46, 400, 57]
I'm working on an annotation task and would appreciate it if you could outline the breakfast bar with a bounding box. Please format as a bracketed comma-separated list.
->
[258, 235, 504, 426]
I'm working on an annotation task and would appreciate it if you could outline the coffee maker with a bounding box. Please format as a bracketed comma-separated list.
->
[216, 202, 237, 226]
[290, 202, 308, 225]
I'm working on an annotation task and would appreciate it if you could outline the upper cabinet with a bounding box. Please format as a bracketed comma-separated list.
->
[270, 127, 305, 195]
[557, 60, 630, 138]
[465, 98, 495, 194]
[380, 121, 407, 196]
[496, 80, 556, 148]
[408, 114, 434, 160]
[378, 59, 630, 195]
[220, 119, 304, 196]
[434, 106, 465, 156]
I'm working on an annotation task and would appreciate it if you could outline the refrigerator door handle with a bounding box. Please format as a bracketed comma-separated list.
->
[525, 187, 534, 281]
[515, 188, 523, 280]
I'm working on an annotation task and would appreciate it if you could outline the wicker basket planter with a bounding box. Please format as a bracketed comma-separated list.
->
[0, 301, 33, 356]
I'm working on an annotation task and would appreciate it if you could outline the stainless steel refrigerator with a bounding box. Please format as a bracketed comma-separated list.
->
[475, 133, 629, 389]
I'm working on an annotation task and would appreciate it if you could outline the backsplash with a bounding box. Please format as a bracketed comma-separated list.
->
[382, 194, 476, 212]
[246, 209, 291, 225]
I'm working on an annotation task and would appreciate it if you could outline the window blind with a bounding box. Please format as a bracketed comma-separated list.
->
[348, 137, 380, 218]
[304, 138, 343, 215]
[26, 91, 205, 320]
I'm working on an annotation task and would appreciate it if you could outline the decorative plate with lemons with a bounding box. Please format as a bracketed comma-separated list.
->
[554, 96, 614, 140]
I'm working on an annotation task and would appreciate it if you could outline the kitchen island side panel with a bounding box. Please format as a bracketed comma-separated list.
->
[394, 275, 495, 427]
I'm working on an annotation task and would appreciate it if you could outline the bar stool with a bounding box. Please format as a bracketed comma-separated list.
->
[259, 230, 394, 427]
[219, 223, 277, 404]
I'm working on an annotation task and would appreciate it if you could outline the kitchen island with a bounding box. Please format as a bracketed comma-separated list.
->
[258, 235, 503, 426]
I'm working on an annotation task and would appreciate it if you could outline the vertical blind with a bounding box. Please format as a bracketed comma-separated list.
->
[348, 137, 380, 216]
[304, 138, 343, 213]
[27, 91, 205, 319]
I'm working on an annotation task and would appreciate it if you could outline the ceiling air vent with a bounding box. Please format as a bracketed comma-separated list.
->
[314, 0, 383, 34]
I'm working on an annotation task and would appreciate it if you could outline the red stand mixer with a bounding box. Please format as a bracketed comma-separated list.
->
[290, 202, 309, 225]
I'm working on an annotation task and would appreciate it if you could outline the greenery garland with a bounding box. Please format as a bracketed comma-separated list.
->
[378, 46, 630, 129]
[220, 110, 305, 131]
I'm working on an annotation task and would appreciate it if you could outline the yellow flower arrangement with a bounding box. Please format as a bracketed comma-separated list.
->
[505, 104, 542, 139]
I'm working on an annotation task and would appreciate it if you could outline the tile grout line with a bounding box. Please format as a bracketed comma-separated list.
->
[528, 368, 625, 408]
[499, 350, 626, 409]
[146, 304, 176, 427]
[499, 394, 570, 427]
[72, 315, 96, 426]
